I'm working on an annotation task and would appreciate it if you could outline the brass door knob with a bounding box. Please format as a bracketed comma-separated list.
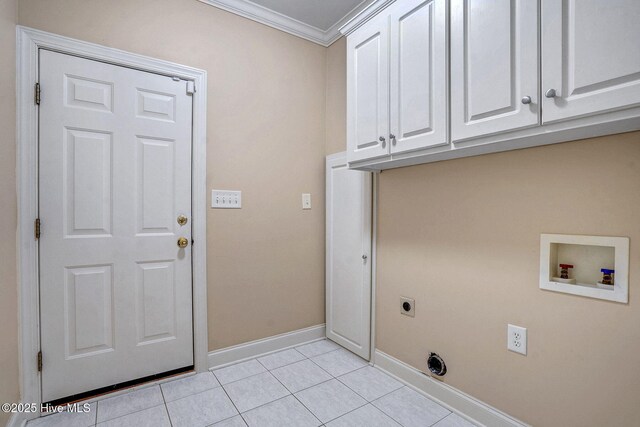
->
[177, 237, 189, 248]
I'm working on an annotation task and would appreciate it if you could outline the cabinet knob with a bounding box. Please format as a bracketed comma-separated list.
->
[362, 254, 368, 260]
[545, 88, 557, 98]
[521, 96, 532, 104]
[390, 134, 396, 145]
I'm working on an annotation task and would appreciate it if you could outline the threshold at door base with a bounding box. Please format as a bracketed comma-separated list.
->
[44, 365, 193, 409]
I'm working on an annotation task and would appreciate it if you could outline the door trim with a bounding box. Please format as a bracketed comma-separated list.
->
[16, 26, 208, 419]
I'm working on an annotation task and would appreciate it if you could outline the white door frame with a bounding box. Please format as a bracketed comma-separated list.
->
[370, 171, 378, 361]
[16, 26, 208, 417]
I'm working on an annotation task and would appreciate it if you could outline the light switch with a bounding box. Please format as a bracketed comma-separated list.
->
[212, 190, 241, 209]
[302, 193, 311, 210]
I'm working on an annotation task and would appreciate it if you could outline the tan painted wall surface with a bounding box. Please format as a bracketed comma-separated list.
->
[18, 0, 327, 351]
[325, 37, 346, 155]
[376, 132, 640, 427]
[0, 0, 19, 424]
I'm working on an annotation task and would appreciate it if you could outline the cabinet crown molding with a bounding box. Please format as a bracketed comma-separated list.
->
[340, 0, 396, 36]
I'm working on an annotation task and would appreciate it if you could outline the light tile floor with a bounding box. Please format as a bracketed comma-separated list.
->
[27, 340, 477, 427]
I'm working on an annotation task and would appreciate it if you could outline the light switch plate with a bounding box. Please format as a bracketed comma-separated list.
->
[212, 190, 241, 209]
[302, 193, 311, 210]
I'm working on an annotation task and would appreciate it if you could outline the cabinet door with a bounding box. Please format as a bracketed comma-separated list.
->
[542, 0, 640, 123]
[451, 0, 539, 142]
[347, 12, 390, 163]
[389, 0, 448, 154]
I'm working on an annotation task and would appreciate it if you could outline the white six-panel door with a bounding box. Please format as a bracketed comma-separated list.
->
[39, 50, 194, 401]
[541, 0, 640, 123]
[451, 0, 539, 141]
[347, 12, 390, 163]
[389, 0, 448, 154]
[326, 153, 372, 360]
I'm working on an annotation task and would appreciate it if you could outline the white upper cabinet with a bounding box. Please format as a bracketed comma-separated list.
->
[347, 12, 389, 163]
[451, 0, 539, 141]
[342, 0, 640, 170]
[389, 0, 448, 154]
[542, 0, 640, 123]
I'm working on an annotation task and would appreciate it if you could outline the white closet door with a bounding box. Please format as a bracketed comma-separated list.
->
[451, 0, 539, 141]
[389, 0, 448, 154]
[542, 0, 640, 123]
[39, 50, 194, 402]
[347, 12, 390, 163]
[326, 153, 372, 360]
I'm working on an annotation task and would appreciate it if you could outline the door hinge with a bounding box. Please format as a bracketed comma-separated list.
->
[186, 81, 195, 96]
[35, 218, 41, 239]
[37, 351, 42, 372]
[35, 83, 41, 105]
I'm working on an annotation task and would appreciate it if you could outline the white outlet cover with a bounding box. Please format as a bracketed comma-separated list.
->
[212, 190, 242, 209]
[400, 297, 415, 317]
[507, 324, 527, 355]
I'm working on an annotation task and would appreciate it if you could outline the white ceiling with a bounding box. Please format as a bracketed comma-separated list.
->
[248, 0, 371, 31]
[198, 0, 380, 46]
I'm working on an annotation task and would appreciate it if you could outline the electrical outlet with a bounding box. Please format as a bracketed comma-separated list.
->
[507, 324, 527, 355]
[400, 297, 415, 317]
[211, 190, 242, 209]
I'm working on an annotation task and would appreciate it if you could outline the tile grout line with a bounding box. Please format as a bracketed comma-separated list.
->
[205, 412, 245, 427]
[431, 413, 458, 427]
[306, 349, 370, 380]
[94, 403, 168, 426]
[288, 348, 382, 423]
[209, 340, 340, 385]
[305, 354, 340, 379]
[334, 365, 404, 404]
[226, 371, 293, 415]
[213, 349, 311, 387]
[158, 383, 174, 427]
[93, 384, 175, 425]
[274, 354, 372, 425]
[219, 379, 245, 425]
[322, 400, 370, 425]
[313, 364, 398, 425]
[369, 385, 453, 427]
[264, 365, 324, 426]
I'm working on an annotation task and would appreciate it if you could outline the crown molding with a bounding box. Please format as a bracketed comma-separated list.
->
[197, 0, 373, 46]
[339, 0, 396, 36]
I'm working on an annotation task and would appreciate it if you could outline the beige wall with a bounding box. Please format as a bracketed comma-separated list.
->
[0, 0, 19, 424]
[17, 0, 327, 351]
[376, 132, 640, 427]
[325, 37, 346, 155]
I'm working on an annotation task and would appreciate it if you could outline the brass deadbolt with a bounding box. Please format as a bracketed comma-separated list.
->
[177, 215, 188, 226]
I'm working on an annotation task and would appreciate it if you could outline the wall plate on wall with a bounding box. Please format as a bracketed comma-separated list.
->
[212, 190, 241, 208]
[400, 297, 415, 317]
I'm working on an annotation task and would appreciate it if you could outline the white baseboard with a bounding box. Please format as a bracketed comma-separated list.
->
[373, 350, 530, 427]
[208, 324, 326, 369]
